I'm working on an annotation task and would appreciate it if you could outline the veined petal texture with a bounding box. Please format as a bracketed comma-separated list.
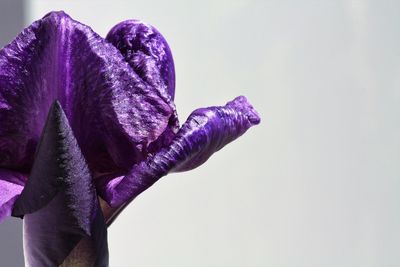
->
[106, 20, 179, 154]
[99, 96, 260, 207]
[0, 11, 174, 177]
[106, 20, 176, 101]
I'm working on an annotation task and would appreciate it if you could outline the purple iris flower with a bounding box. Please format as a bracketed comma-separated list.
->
[0, 11, 260, 266]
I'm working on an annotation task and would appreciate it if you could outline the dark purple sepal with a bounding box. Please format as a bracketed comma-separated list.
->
[98, 96, 260, 208]
[12, 101, 89, 216]
[12, 101, 108, 266]
[60, 205, 109, 267]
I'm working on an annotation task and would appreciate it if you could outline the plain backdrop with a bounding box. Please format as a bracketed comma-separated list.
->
[1, 0, 400, 266]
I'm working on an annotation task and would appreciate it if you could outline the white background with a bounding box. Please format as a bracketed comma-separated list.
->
[1, 0, 399, 266]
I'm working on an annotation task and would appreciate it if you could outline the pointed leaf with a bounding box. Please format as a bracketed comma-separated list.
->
[13, 101, 108, 266]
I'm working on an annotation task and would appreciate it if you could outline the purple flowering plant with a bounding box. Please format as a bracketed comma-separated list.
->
[0, 11, 260, 266]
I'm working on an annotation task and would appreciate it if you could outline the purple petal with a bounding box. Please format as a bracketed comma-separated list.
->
[106, 20, 180, 154]
[0, 11, 174, 176]
[98, 96, 260, 208]
[106, 20, 176, 100]
[0, 169, 26, 223]
[13, 101, 108, 266]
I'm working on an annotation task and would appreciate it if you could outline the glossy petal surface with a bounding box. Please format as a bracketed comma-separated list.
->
[106, 20, 179, 154]
[0, 11, 174, 176]
[13, 102, 108, 266]
[106, 20, 176, 100]
[98, 96, 260, 207]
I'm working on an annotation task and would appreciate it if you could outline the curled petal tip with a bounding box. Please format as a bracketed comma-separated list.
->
[227, 96, 261, 125]
[98, 96, 260, 207]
